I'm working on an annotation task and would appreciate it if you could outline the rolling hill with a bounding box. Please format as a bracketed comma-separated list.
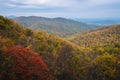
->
[0, 16, 83, 80]
[14, 16, 100, 37]
[68, 25, 120, 48]
[0, 16, 120, 80]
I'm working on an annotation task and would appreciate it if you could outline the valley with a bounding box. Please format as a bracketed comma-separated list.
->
[0, 16, 120, 80]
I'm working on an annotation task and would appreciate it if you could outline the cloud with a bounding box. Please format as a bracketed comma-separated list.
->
[7, 0, 77, 8]
[0, 0, 120, 18]
[2, 0, 120, 9]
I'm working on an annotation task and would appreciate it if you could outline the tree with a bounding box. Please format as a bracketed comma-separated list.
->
[91, 54, 117, 80]
[0, 46, 55, 80]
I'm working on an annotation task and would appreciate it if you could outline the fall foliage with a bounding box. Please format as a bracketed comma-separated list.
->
[0, 46, 55, 80]
[0, 16, 120, 80]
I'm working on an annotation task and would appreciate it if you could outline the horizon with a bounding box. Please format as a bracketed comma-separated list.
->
[5, 15, 120, 20]
[0, 0, 120, 18]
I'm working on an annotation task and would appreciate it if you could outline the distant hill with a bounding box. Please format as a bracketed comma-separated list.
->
[74, 18, 120, 26]
[14, 16, 100, 37]
[68, 25, 120, 48]
[7, 15, 16, 18]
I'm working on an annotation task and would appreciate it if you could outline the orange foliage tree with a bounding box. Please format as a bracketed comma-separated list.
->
[0, 46, 55, 80]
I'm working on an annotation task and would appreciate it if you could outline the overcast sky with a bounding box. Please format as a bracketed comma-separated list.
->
[0, 0, 120, 18]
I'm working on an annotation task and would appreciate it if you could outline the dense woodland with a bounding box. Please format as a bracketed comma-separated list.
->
[0, 16, 120, 80]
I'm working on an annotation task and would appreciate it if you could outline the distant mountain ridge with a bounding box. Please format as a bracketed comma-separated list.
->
[14, 16, 100, 37]
[74, 18, 120, 26]
[7, 15, 16, 18]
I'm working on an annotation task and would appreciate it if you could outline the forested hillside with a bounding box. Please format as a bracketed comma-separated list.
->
[68, 25, 120, 48]
[0, 16, 55, 80]
[0, 16, 120, 80]
[0, 16, 82, 80]
[67, 25, 120, 80]
[14, 16, 99, 37]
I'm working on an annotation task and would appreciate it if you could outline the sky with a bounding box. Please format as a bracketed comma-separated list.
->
[0, 0, 120, 18]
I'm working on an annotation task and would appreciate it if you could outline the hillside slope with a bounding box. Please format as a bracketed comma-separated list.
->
[0, 16, 82, 80]
[68, 25, 120, 48]
[0, 16, 55, 80]
[14, 16, 99, 37]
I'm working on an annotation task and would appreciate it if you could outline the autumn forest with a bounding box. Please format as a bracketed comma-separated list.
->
[0, 15, 120, 80]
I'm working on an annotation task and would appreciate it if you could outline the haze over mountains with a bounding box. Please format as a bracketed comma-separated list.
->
[13, 16, 120, 37]
[14, 16, 101, 37]
[74, 18, 120, 26]
[8, 15, 120, 27]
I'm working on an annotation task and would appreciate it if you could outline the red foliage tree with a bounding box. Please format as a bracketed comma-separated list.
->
[0, 46, 55, 80]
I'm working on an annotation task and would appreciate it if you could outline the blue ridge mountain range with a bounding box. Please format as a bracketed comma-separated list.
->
[14, 16, 101, 37]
